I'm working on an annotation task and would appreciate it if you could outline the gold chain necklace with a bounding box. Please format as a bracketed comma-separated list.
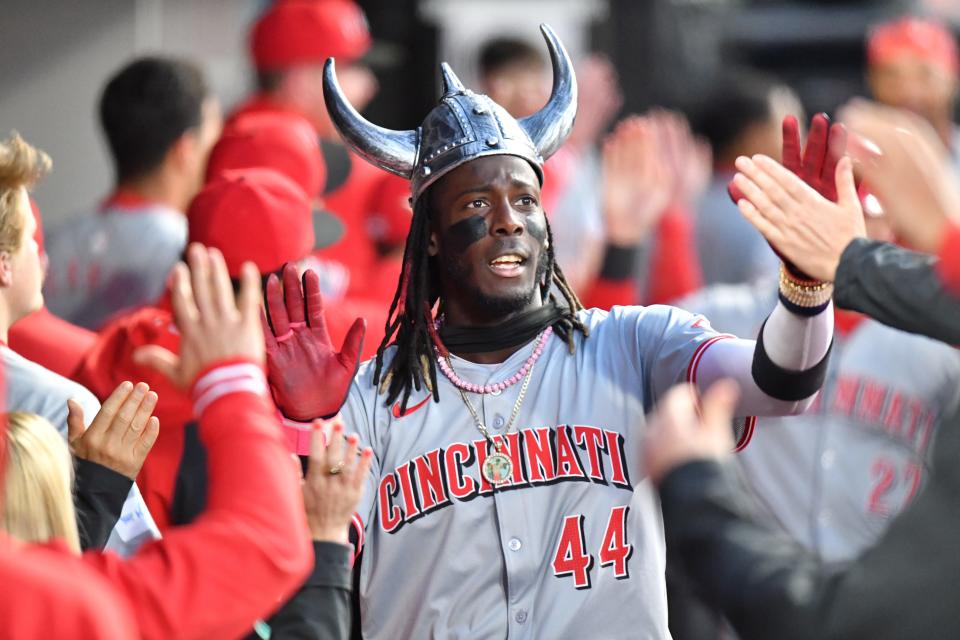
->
[453, 355, 537, 486]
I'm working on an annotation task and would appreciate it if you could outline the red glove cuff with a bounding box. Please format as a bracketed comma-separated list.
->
[280, 415, 316, 456]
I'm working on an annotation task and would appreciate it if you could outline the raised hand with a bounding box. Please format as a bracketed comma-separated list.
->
[567, 54, 623, 152]
[780, 113, 848, 202]
[841, 98, 960, 253]
[67, 381, 160, 479]
[643, 380, 740, 486]
[732, 153, 865, 282]
[134, 243, 265, 388]
[263, 263, 366, 422]
[729, 113, 848, 280]
[601, 115, 672, 246]
[728, 113, 847, 204]
[649, 109, 712, 207]
[301, 421, 373, 543]
[602, 111, 711, 248]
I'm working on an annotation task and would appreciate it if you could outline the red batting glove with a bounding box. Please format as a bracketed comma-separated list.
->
[781, 113, 847, 202]
[262, 264, 366, 421]
[728, 113, 848, 280]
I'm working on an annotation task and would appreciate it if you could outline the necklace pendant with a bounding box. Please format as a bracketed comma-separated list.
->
[482, 452, 513, 486]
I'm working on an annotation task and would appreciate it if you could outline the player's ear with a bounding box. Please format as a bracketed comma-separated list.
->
[428, 230, 439, 257]
[0, 251, 13, 288]
[166, 132, 195, 173]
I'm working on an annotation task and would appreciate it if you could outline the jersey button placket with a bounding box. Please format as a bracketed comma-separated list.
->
[485, 377, 536, 639]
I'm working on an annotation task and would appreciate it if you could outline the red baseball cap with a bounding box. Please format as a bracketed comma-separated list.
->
[867, 16, 959, 75]
[366, 173, 412, 250]
[188, 168, 315, 277]
[251, 0, 371, 70]
[206, 111, 326, 198]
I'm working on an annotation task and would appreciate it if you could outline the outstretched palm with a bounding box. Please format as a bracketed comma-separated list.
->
[262, 264, 366, 422]
[729, 113, 848, 280]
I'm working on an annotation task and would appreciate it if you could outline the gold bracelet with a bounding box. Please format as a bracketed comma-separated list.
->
[779, 264, 833, 308]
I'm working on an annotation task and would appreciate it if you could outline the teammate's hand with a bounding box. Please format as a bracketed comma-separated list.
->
[650, 109, 711, 207]
[567, 54, 623, 152]
[601, 116, 672, 246]
[728, 114, 846, 204]
[841, 98, 960, 253]
[263, 264, 366, 421]
[728, 114, 848, 280]
[780, 113, 847, 202]
[302, 421, 373, 543]
[67, 381, 160, 480]
[643, 380, 739, 486]
[134, 243, 265, 388]
[732, 153, 864, 282]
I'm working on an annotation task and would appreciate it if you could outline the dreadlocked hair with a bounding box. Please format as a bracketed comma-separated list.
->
[373, 188, 590, 415]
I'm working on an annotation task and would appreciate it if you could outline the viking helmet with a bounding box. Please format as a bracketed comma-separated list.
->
[323, 24, 577, 202]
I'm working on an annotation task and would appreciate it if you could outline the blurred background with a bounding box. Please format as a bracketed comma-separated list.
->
[2, 0, 956, 224]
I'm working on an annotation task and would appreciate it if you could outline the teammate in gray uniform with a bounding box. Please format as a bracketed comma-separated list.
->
[263, 25, 836, 639]
[678, 273, 960, 561]
[3, 347, 161, 555]
[0, 134, 160, 555]
[45, 56, 221, 329]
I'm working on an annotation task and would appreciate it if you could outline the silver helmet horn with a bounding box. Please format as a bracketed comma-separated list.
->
[323, 23, 578, 201]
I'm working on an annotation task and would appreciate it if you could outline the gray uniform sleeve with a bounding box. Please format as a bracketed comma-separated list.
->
[674, 281, 777, 338]
[610, 304, 730, 412]
[617, 290, 833, 418]
[835, 238, 960, 344]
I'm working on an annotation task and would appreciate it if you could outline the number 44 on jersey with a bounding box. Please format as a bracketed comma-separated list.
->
[553, 506, 633, 589]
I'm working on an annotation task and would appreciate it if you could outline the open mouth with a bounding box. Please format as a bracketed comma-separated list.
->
[488, 253, 527, 277]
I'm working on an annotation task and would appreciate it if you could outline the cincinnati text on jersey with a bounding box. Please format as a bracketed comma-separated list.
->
[812, 374, 940, 460]
[377, 424, 632, 533]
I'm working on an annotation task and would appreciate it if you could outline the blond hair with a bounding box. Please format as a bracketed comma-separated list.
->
[0, 133, 50, 253]
[3, 412, 80, 553]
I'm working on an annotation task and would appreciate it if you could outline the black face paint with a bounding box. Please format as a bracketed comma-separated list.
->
[526, 213, 547, 244]
[445, 215, 488, 254]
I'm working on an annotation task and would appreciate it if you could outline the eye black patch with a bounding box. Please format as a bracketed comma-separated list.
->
[526, 214, 547, 243]
[445, 215, 488, 253]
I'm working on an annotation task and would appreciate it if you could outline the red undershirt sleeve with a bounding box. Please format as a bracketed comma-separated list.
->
[645, 206, 703, 306]
[584, 206, 704, 310]
[82, 359, 312, 640]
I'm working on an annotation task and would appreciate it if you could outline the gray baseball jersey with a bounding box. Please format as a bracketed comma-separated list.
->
[44, 202, 186, 329]
[2, 346, 162, 556]
[342, 305, 744, 639]
[678, 281, 960, 562]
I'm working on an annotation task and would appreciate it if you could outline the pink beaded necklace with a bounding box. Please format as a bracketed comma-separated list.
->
[434, 326, 553, 394]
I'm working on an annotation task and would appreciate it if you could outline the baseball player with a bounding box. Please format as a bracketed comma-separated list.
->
[0, 133, 160, 556]
[232, 0, 387, 302]
[264, 25, 836, 639]
[866, 17, 960, 165]
[679, 276, 960, 561]
[44, 57, 221, 329]
[703, 112, 960, 562]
